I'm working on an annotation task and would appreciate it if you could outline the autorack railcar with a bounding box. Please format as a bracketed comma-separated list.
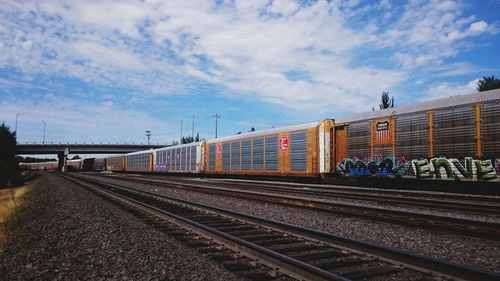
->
[333, 89, 500, 181]
[126, 149, 154, 173]
[204, 119, 334, 178]
[106, 155, 126, 171]
[153, 142, 203, 173]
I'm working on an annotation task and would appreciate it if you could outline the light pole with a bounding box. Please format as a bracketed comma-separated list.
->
[42, 120, 46, 144]
[192, 115, 195, 139]
[15, 113, 24, 141]
[212, 114, 221, 138]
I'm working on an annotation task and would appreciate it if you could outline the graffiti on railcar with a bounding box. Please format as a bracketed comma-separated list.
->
[337, 155, 500, 181]
[155, 165, 168, 172]
[336, 154, 414, 179]
[411, 157, 499, 181]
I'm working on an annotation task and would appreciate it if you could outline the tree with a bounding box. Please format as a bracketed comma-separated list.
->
[379, 92, 394, 110]
[181, 136, 194, 144]
[16, 156, 56, 163]
[249, 127, 255, 132]
[71, 155, 81, 160]
[195, 133, 200, 142]
[477, 76, 500, 92]
[0, 123, 21, 187]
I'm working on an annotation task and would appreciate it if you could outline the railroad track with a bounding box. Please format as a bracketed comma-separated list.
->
[96, 173, 500, 241]
[141, 176, 500, 216]
[61, 173, 499, 281]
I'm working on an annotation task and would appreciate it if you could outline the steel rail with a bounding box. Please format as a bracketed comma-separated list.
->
[67, 174, 500, 281]
[98, 174, 500, 240]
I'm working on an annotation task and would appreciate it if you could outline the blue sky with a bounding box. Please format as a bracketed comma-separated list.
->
[1, 0, 499, 146]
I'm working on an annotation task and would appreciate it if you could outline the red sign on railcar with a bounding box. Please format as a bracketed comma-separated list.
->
[216, 144, 222, 155]
[280, 136, 289, 152]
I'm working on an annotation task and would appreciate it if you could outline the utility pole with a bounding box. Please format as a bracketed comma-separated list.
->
[42, 120, 46, 144]
[15, 113, 24, 142]
[146, 130, 151, 145]
[192, 115, 195, 139]
[212, 114, 221, 138]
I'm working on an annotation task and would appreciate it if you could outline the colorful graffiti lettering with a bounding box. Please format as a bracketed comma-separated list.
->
[336, 154, 414, 179]
[337, 156, 500, 182]
[411, 157, 499, 181]
[155, 165, 169, 173]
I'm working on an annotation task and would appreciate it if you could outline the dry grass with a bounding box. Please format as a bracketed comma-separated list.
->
[0, 181, 34, 253]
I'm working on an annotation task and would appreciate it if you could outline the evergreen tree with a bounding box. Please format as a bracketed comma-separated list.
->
[477, 76, 500, 92]
[379, 92, 394, 109]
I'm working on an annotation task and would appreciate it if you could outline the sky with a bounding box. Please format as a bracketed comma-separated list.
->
[1, 0, 499, 147]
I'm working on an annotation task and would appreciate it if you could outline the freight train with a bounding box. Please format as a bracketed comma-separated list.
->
[20, 89, 500, 182]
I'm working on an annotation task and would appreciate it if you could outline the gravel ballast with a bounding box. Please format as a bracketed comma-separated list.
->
[91, 173, 500, 274]
[0, 174, 244, 281]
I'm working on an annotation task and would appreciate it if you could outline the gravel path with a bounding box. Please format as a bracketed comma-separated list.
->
[92, 173, 500, 274]
[0, 173, 244, 281]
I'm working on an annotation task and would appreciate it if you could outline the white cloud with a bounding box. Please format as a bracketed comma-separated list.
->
[422, 79, 479, 100]
[71, 41, 145, 70]
[0, 95, 178, 144]
[468, 21, 489, 33]
[0, 0, 495, 116]
[381, 0, 494, 69]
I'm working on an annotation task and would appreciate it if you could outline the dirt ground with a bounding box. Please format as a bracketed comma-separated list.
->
[0, 182, 32, 251]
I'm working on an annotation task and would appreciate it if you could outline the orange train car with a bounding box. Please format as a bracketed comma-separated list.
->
[125, 150, 153, 173]
[204, 119, 334, 178]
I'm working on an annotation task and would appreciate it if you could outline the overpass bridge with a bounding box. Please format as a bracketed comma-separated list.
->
[17, 143, 167, 171]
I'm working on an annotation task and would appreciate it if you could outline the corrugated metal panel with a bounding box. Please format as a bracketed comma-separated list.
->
[208, 144, 216, 171]
[253, 138, 264, 171]
[155, 151, 160, 165]
[241, 139, 251, 171]
[127, 152, 150, 171]
[93, 158, 105, 169]
[175, 148, 181, 170]
[482, 101, 500, 156]
[167, 149, 172, 170]
[107, 156, 124, 169]
[182, 147, 187, 170]
[290, 131, 307, 171]
[396, 113, 428, 159]
[265, 135, 278, 171]
[222, 143, 230, 170]
[346, 122, 370, 158]
[171, 148, 176, 170]
[374, 145, 392, 158]
[434, 106, 475, 158]
[190, 146, 197, 171]
[231, 141, 240, 170]
[336, 89, 500, 123]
